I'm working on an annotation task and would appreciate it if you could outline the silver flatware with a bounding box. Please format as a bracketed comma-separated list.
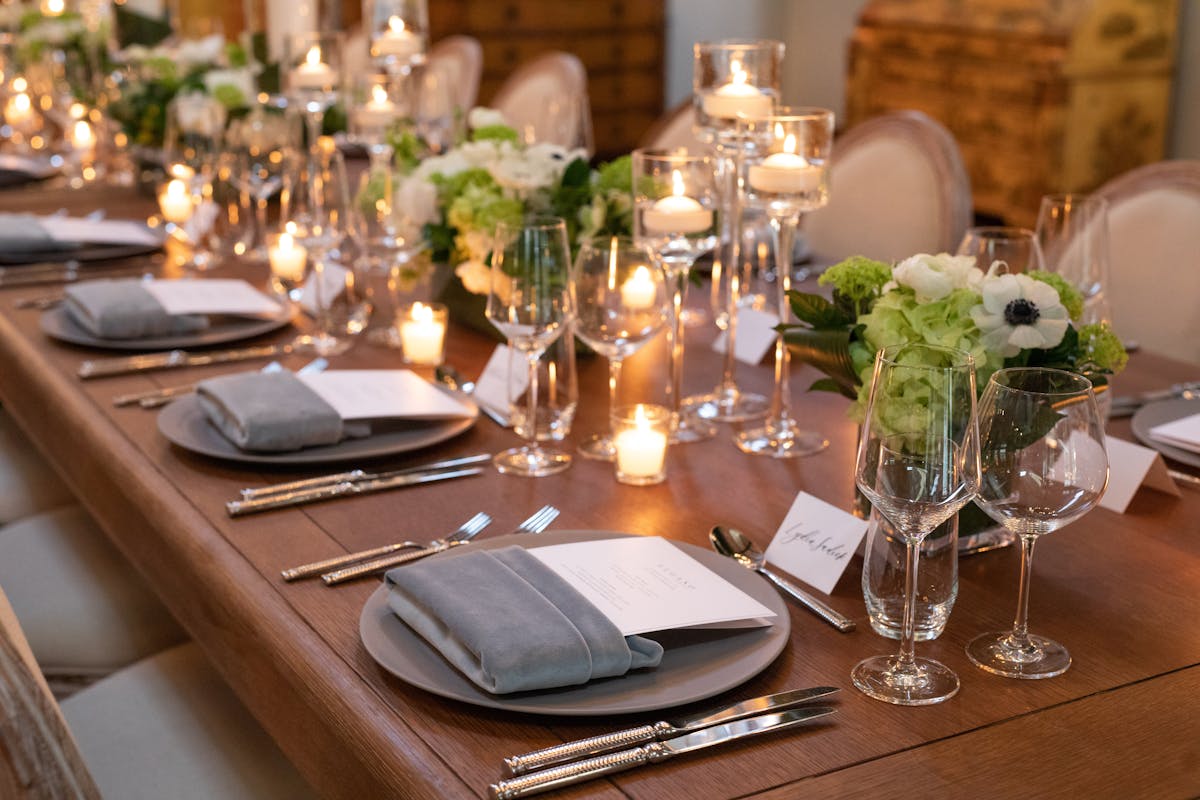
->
[489, 706, 837, 799]
[321, 504, 559, 585]
[1110, 381, 1200, 417]
[80, 339, 303, 380]
[225, 466, 484, 518]
[247, 453, 492, 501]
[281, 511, 493, 581]
[13, 293, 64, 310]
[436, 363, 509, 427]
[710, 525, 856, 633]
[502, 685, 839, 776]
[1170, 469, 1200, 490]
[113, 357, 327, 409]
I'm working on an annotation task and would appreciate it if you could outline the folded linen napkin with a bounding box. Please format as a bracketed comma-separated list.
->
[64, 279, 209, 340]
[386, 546, 664, 694]
[0, 213, 56, 252]
[197, 371, 366, 452]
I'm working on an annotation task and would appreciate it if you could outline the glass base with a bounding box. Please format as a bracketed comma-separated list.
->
[578, 433, 615, 461]
[735, 419, 829, 458]
[966, 631, 1071, 679]
[493, 445, 572, 477]
[684, 388, 769, 423]
[680, 307, 710, 328]
[367, 327, 404, 349]
[293, 332, 354, 357]
[852, 655, 959, 705]
[668, 412, 717, 444]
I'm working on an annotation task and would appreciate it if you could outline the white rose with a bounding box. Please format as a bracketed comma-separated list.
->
[174, 33, 225, 67]
[414, 150, 469, 179]
[458, 139, 502, 168]
[171, 92, 226, 137]
[488, 153, 555, 192]
[892, 252, 984, 303]
[393, 176, 439, 229]
[467, 107, 507, 129]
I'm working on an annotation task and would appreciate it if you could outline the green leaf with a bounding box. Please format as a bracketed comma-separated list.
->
[786, 291, 853, 329]
[561, 158, 590, 189]
[808, 377, 843, 394]
[784, 327, 858, 399]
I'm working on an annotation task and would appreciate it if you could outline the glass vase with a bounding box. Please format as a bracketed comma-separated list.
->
[862, 510, 958, 641]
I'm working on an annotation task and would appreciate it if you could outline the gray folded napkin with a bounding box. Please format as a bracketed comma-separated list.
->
[64, 279, 209, 340]
[386, 546, 664, 694]
[197, 371, 353, 452]
[0, 213, 56, 252]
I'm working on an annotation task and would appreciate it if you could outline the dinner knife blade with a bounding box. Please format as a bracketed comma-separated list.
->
[502, 685, 839, 775]
[79, 343, 286, 379]
[1110, 381, 1200, 416]
[241, 453, 493, 500]
[489, 706, 837, 799]
[225, 466, 483, 517]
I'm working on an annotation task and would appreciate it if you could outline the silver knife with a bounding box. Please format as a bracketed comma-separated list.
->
[1110, 381, 1200, 417]
[241, 453, 493, 500]
[320, 536, 469, 584]
[79, 343, 291, 379]
[502, 685, 839, 775]
[489, 706, 837, 799]
[225, 466, 483, 517]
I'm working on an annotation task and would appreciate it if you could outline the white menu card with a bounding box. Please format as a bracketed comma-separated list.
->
[39, 215, 163, 247]
[712, 307, 780, 365]
[143, 279, 283, 317]
[297, 370, 475, 421]
[1098, 437, 1181, 512]
[1148, 412, 1200, 454]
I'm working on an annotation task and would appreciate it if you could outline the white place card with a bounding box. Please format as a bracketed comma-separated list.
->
[39, 216, 162, 247]
[712, 307, 780, 365]
[1098, 436, 1181, 513]
[1148, 412, 1200, 454]
[530, 536, 776, 636]
[0, 154, 57, 178]
[143, 279, 283, 317]
[298, 370, 475, 421]
[300, 262, 351, 315]
[471, 344, 524, 425]
[764, 491, 870, 596]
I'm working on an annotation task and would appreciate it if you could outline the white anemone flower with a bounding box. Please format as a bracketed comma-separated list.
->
[970, 273, 1069, 357]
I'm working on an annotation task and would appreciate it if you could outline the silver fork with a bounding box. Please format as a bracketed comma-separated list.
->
[513, 504, 559, 535]
[321, 512, 494, 585]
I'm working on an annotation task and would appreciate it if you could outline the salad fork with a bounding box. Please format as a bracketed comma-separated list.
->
[512, 505, 559, 535]
[321, 512, 495, 585]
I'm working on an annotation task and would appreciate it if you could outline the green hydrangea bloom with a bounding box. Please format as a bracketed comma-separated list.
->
[210, 84, 245, 110]
[818, 256, 893, 317]
[471, 124, 520, 144]
[1027, 270, 1085, 321]
[1077, 322, 1129, 374]
[447, 183, 523, 240]
[594, 155, 632, 194]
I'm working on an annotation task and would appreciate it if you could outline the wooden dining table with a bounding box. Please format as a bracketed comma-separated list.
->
[0, 181, 1197, 799]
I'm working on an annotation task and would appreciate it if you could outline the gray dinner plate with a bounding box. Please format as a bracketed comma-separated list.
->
[157, 393, 478, 466]
[1131, 397, 1200, 469]
[41, 304, 294, 351]
[359, 530, 791, 716]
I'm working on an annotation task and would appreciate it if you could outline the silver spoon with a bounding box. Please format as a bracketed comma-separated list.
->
[709, 525, 856, 633]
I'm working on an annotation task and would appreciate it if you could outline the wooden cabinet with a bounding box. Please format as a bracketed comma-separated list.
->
[846, 0, 1180, 227]
[429, 0, 665, 158]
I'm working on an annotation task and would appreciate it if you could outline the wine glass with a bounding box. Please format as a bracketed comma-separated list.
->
[1035, 193, 1112, 325]
[853, 343, 980, 705]
[225, 96, 302, 261]
[956, 226, 1045, 275]
[410, 62, 459, 155]
[486, 216, 575, 477]
[733, 107, 834, 458]
[967, 367, 1108, 679]
[364, 0, 429, 77]
[162, 92, 227, 271]
[631, 148, 719, 444]
[572, 235, 670, 460]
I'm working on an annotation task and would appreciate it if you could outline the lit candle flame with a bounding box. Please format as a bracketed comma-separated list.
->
[370, 83, 388, 104]
[731, 58, 747, 86]
[412, 301, 433, 322]
[635, 404, 649, 426]
[43, 0, 64, 15]
[671, 169, 685, 198]
[285, 220, 298, 235]
[279, 231, 294, 250]
[12, 77, 26, 92]
[305, 45, 322, 67]
[388, 16, 406, 34]
[783, 132, 797, 154]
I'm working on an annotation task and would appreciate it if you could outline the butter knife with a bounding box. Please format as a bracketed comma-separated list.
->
[225, 466, 483, 517]
[502, 685, 839, 776]
[79, 343, 291, 379]
[1110, 381, 1200, 417]
[241, 453, 492, 500]
[489, 706, 837, 799]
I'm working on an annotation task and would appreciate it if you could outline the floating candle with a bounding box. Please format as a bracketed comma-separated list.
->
[701, 59, 771, 120]
[748, 133, 822, 195]
[372, 16, 422, 61]
[642, 170, 712, 235]
[352, 82, 397, 130]
[291, 46, 335, 91]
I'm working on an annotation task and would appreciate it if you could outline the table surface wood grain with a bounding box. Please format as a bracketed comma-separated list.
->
[0, 183, 1197, 799]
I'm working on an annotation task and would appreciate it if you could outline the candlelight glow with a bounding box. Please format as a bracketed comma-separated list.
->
[371, 83, 388, 104]
[305, 45, 322, 67]
[671, 169, 685, 198]
[388, 15, 406, 34]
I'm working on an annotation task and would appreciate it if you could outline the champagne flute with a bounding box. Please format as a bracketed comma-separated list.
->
[967, 367, 1109, 679]
[487, 216, 575, 477]
[853, 343, 980, 705]
[1035, 193, 1113, 325]
[956, 226, 1045, 275]
[572, 235, 670, 460]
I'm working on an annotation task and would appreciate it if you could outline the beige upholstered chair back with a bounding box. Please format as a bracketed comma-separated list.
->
[0, 585, 100, 799]
[1094, 160, 1200, 365]
[491, 52, 594, 154]
[427, 35, 483, 113]
[638, 100, 707, 153]
[803, 110, 972, 265]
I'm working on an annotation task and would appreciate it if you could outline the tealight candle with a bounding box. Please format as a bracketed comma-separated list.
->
[620, 265, 658, 310]
[613, 404, 669, 485]
[69, 119, 95, 153]
[158, 178, 194, 225]
[399, 301, 447, 365]
[701, 59, 771, 120]
[372, 16, 422, 60]
[748, 132, 822, 195]
[641, 170, 712, 235]
[4, 92, 33, 127]
[268, 230, 308, 283]
[352, 82, 397, 130]
[291, 45, 336, 91]
[41, 0, 64, 16]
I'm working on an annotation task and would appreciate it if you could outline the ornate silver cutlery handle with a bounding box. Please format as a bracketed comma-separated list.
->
[321, 540, 463, 585]
[281, 543, 415, 581]
[503, 724, 661, 776]
[491, 744, 668, 799]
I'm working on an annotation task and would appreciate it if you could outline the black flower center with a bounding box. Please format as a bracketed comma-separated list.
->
[1004, 298, 1041, 326]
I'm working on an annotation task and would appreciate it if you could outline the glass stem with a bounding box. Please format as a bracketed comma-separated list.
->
[525, 350, 541, 452]
[607, 356, 622, 431]
[254, 196, 269, 250]
[713, 143, 742, 396]
[896, 536, 921, 671]
[312, 254, 331, 337]
[1009, 534, 1038, 647]
[713, 253, 740, 397]
[666, 266, 690, 420]
[768, 213, 797, 426]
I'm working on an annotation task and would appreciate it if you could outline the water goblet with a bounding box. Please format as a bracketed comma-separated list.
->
[162, 93, 226, 271]
[486, 216, 575, 477]
[967, 367, 1109, 679]
[956, 226, 1045, 275]
[572, 235, 670, 460]
[631, 148, 718, 443]
[852, 343, 980, 705]
[734, 107, 834, 458]
[1035, 193, 1113, 325]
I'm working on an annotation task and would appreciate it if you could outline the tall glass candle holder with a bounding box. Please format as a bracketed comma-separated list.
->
[347, 72, 404, 170]
[284, 32, 344, 159]
[735, 107, 834, 458]
[364, 0, 428, 76]
[632, 148, 719, 444]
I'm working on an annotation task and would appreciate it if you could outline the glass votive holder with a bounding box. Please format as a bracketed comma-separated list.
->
[267, 228, 309, 302]
[612, 404, 670, 486]
[398, 301, 447, 366]
[158, 177, 195, 226]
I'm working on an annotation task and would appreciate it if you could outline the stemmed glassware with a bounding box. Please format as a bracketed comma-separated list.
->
[225, 96, 302, 261]
[956, 226, 1045, 274]
[1035, 194, 1113, 325]
[348, 73, 404, 170]
[572, 236, 670, 460]
[967, 367, 1108, 679]
[283, 32, 344, 162]
[486, 216, 576, 477]
[853, 343, 980, 705]
[162, 92, 227, 271]
[734, 107, 834, 458]
[364, 0, 429, 77]
[631, 148, 719, 443]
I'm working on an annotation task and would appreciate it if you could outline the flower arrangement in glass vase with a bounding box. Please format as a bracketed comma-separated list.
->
[392, 107, 633, 332]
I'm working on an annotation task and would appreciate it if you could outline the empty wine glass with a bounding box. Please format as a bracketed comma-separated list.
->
[225, 96, 302, 260]
[487, 216, 575, 477]
[853, 343, 980, 706]
[1035, 193, 1112, 325]
[956, 226, 1045, 275]
[967, 367, 1109, 679]
[572, 236, 670, 460]
[162, 92, 227, 271]
[410, 62, 458, 155]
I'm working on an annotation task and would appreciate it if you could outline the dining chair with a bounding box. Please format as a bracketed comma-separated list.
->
[1093, 159, 1200, 365]
[637, 99, 707, 152]
[0, 409, 73, 524]
[428, 35, 483, 112]
[0, 584, 316, 799]
[491, 51, 595, 154]
[802, 110, 972, 265]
